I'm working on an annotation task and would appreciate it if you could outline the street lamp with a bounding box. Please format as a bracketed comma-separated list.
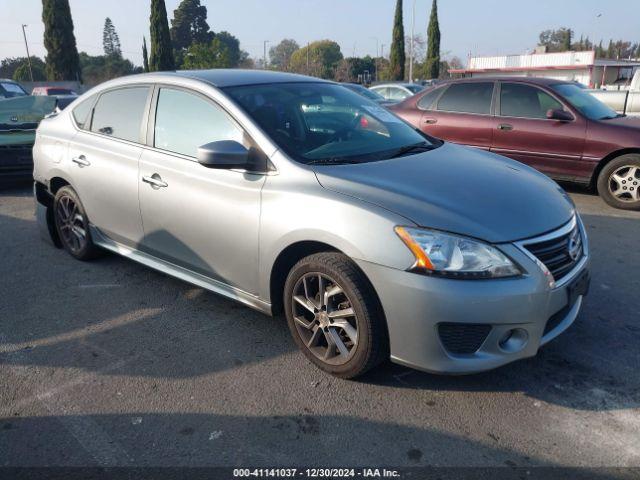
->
[21, 24, 34, 82]
[409, 0, 416, 82]
[370, 37, 379, 82]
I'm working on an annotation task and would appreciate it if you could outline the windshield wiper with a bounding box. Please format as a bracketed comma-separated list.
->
[390, 141, 435, 158]
[306, 158, 361, 165]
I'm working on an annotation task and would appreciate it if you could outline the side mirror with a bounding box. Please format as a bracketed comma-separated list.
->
[546, 108, 574, 122]
[197, 140, 249, 169]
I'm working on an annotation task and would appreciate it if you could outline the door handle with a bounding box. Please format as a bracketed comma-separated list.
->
[142, 174, 168, 189]
[423, 118, 438, 124]
[71, 155, 90, 167]
[497, 123, 513, 131]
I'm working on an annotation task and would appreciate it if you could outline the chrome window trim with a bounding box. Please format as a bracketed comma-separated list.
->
[514, 214, 588, 289]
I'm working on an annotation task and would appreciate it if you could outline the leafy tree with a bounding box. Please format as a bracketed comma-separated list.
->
[103, 17, 122, 57]
[389, 0, 405, 81]
[79, 52, 140, 84]
[42, 0, 82, 81]
[289, 40, 343, 79]
[170, 0, 213, 53]
[538, 28, 573, 52]
[269, 39, 299, 71]
[182, 32, 242, 69]
[142, 37, 150, 72]
[1, 57, 45, 80]
[334, 56, 376, 82]
[149, 0, 175, 71]
[13, 59, 46, 81]
[424, 0, 440, 80]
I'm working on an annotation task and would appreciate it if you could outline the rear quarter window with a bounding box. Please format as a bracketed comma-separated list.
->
[72, 94, 97, 129]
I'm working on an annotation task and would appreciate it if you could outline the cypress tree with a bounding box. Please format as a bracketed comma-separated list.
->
[424, 0, 440, 79]
[563, 28, 573, 51]
[389, 0, 405, 81]
[142, 37, 150, 72]
[149, 0, 175, 71]
[42, 0, 82, 81]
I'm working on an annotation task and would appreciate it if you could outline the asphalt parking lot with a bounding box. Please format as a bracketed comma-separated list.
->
[0, 183, 639, 469]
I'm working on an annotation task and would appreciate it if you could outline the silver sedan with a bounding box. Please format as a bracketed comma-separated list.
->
[33, 70, 590, 378]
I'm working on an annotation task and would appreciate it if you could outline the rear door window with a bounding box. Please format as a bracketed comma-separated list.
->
[436, 82, 494, 115]
[500, 83, 564, 119]
[91, 87, 150, 142]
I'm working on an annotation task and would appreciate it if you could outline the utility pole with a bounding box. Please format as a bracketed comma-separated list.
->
[409, 0, 416, 82]
[263, 40, 269, 69]
[306, 41, 310, 75]
[370, 37, 379, 82]
[21, 24, 34, 82]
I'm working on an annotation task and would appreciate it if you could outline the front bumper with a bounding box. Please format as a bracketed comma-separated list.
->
[355, 222, 590, 374]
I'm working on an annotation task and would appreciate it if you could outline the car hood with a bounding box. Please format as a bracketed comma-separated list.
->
[0, 95, 57, 128]
[598, 115, 640, 128]
[313, 143, 575, 243]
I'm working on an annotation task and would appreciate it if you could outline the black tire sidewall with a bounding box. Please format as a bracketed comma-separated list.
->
[597, 155, 640, 210]
[53, 186, 96, 260]
[283, 253, 382, 378]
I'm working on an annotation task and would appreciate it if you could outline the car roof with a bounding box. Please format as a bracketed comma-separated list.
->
[441, 76, 572, 87]
[372, 83, 417, 88]
[166, 69, 330, 87]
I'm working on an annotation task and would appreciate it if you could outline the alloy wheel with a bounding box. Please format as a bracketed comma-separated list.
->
[291, 272, 359, 365]
[56, 195, 87, 253]
[608, 165, 640, 203]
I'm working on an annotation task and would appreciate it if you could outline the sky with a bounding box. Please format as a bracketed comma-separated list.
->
[1, 0, 639, 68]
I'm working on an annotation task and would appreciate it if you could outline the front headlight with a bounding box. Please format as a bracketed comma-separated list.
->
[395, 226, 522, 279]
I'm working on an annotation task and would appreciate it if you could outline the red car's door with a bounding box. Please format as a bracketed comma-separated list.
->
[491, 82, 586, 176]
[419, 82, 495, 150]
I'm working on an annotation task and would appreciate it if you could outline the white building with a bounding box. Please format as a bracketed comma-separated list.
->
[450, 51, 640, 88]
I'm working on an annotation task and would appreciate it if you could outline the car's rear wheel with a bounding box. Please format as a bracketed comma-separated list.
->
[283, 252, 388, 379]
[53, 186, 101, 260]
[597, 154, 640, 210]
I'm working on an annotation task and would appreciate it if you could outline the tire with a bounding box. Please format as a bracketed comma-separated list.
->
[596, 154, 640, 210]
[283, 252, 388, 379]
[53, 186, 102, 260]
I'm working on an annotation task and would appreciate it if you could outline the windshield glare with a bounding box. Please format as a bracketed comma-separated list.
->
[224, 82, 433, 164]
[551, 83, 619, 120]
[345, 84, 385, 101]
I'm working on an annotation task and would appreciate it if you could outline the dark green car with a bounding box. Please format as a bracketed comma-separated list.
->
[1, 79, 57, 182]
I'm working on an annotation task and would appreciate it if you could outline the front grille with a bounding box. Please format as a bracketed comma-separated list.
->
[0, 122, 38, 132]
[438, 323, 491, 355]
[523, 222, 583, 282]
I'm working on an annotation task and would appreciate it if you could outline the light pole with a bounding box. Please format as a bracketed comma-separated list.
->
[21, 24, 34, 82]
[409, 0, 416, 82]
[263, 40, 270, 69]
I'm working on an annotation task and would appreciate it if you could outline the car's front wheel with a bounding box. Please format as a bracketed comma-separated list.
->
[597, 154, 640, 210]
[53, 186, 102, 260]
[283, 252, 388, 379]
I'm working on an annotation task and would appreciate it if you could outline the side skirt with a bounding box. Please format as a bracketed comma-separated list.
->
[90, 226, 273, 316]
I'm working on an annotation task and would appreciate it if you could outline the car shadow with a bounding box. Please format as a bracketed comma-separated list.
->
[0, 412, 617, 473]
[1, 191, 639, 413]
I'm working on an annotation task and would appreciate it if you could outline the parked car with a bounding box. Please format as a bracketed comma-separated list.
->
[391, 77, 640, 210]
[341, 83, 396, 106]
[0, 79, 29, 99]
[370, 82, 424, 102]
[33, 70, 589, 378]
[1, 93, 57, 182]
[31, 86, 78, 96]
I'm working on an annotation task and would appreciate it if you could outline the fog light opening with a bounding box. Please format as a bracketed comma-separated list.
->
[498, 328, 528, 353]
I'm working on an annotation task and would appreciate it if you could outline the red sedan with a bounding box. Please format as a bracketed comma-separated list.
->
[390, 77, 640, 210]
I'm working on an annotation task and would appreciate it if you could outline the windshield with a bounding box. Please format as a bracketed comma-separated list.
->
[224, 82, 436, 164]
[0, 81, 28, 99]
[344, 84, 385, 101]
[551, 83, 619, 120]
